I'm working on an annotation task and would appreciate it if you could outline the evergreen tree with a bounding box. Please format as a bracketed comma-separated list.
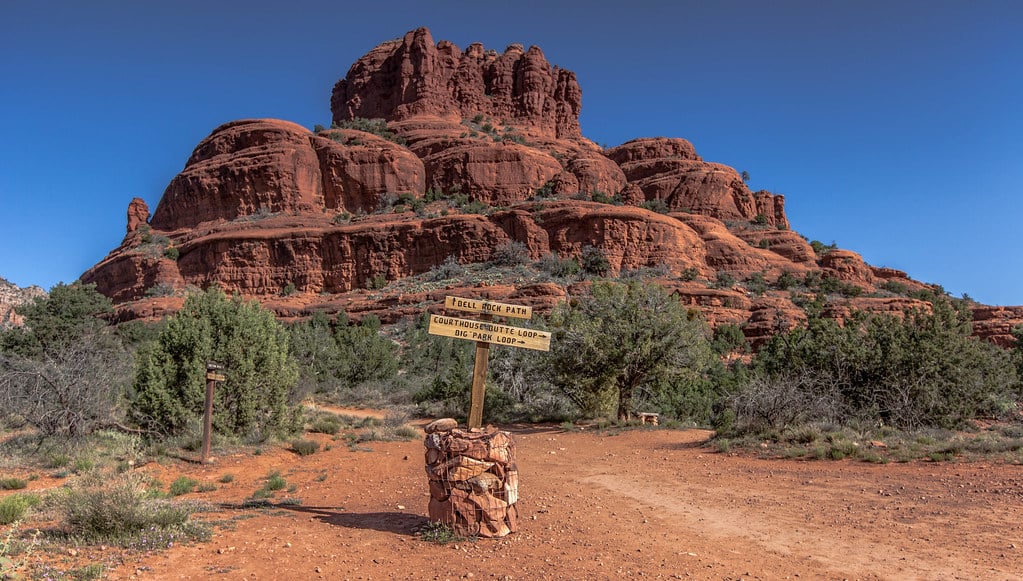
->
[546, 281, 714, 420]
[131, 288, 299, 439]
[288, 312, 398, 399]
[747, 297, 1017, 430]
[1, 281, 112, 357]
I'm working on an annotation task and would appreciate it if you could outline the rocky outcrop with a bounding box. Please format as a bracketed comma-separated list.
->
[971, 306, 1023, 348]
[419, 140, 562, 206]
[80, 27, 1018, 350]
[151, 119, 425, 231]
[607, 138, 788, 228]
[88, 201, 717, 302]
[126, 198, 150, 235]
[0, 277, 46, 329]
[332, 28, 582, 139]
[820, 250, 874, 285]
[313, 130, 425, 214]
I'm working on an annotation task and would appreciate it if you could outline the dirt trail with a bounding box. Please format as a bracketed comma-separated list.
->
[89, 427, 1022, 580]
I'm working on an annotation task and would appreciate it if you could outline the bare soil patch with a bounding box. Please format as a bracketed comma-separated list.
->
[11, 426, 1023, 580]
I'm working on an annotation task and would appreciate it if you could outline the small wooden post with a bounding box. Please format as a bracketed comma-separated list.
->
[467, 314, 492, 429]
[202, 362, 224, 463]
[468, 341, 490, 429]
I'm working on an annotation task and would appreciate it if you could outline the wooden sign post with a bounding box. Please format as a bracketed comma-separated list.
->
[202, 362, 226, 463]
[429, 296, 551, 428]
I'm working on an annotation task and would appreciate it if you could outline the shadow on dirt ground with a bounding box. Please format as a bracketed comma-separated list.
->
[277, 505, 429, 535]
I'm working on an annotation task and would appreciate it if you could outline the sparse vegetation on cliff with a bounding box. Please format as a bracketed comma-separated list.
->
[327, 117, 406, 145]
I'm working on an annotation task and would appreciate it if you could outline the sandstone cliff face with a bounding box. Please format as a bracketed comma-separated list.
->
[80, 27, 1021, 349]
[151, 119, 426, 231]
[331, 28, 582, 139]
[607, 138, 788, 227]
[0, 278, 46, 329]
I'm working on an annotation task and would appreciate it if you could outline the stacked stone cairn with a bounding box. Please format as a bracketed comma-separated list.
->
[424, 418, 519, 538]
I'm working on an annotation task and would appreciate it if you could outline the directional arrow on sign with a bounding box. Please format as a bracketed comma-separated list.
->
[428, 314, 551, 352]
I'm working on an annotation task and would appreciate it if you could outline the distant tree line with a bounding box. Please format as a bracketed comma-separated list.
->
[1, 280, 1020, 447]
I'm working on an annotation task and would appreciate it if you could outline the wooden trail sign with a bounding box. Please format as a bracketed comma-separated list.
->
[444, 296, 533, 319]
[429, 296, 550, 428]
[428, 314, 551, 352]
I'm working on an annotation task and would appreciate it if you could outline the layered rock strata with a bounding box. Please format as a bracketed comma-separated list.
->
[78, 27, 1023, 347]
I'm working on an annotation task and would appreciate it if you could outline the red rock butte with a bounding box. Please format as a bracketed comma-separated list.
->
[81, 27, 1023, 346]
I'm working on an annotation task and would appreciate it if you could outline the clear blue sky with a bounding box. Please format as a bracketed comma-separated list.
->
[2, 1, 1021, 305]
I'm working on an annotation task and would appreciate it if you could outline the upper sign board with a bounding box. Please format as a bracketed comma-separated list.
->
[428, 314, 551, 352]
[444, 296, 532, 319]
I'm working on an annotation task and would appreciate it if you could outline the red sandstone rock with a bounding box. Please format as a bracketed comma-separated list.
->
[970, 305, 1023, 347]
[530, 201, 708, 276]
[743, 296, 810, 346]
[312, 130, 425, 214]
[152, 119, 324, 230]
[607, 138, 788, 226]
[0, 278, 46, 329]
[78, 29, 1015, 351]
[420, 140, 563, 206]
[332, 28, 582, 139]
[151, 119, 426, 230]
[820, 249, 875, 286]
[126, 197, 150, 235]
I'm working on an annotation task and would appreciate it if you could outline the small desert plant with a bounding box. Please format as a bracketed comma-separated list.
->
[290, 439, 320, 456]
[0, 495, 40, 526]
[145, 282, 177, 298]
[533, 181, 555, 199]
[309, 414, 344, 435]
[331, 118, 406, 145]
[429, 256, 465, 281]
[1, 520, 41, 579]
[579, 245, 610, 276]
[73, 458, 95, 474]
[490, 241, 530, 267]
[357, 424, 419, 443]
[418, 521, 465, 544]
[0, 478, 27, 491]
[640, 199, 670, 214]
[263, 471, 287, 492]
[218, 474, 235, 484]
[168, 477, 198, 497]
[536, 253, 580, 278]
[460, 199, 489, 214]
[713, 272, 736, 289]
[51, 474, 209, 548]
[196, 481, 217, 493]
[390, 425, 421, 440]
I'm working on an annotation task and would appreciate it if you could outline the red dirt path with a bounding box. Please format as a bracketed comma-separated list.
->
[55, 427, 1023, 580]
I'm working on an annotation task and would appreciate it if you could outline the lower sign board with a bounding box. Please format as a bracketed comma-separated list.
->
[206, 373, 226, 382]
[428, 314, 551, 352]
